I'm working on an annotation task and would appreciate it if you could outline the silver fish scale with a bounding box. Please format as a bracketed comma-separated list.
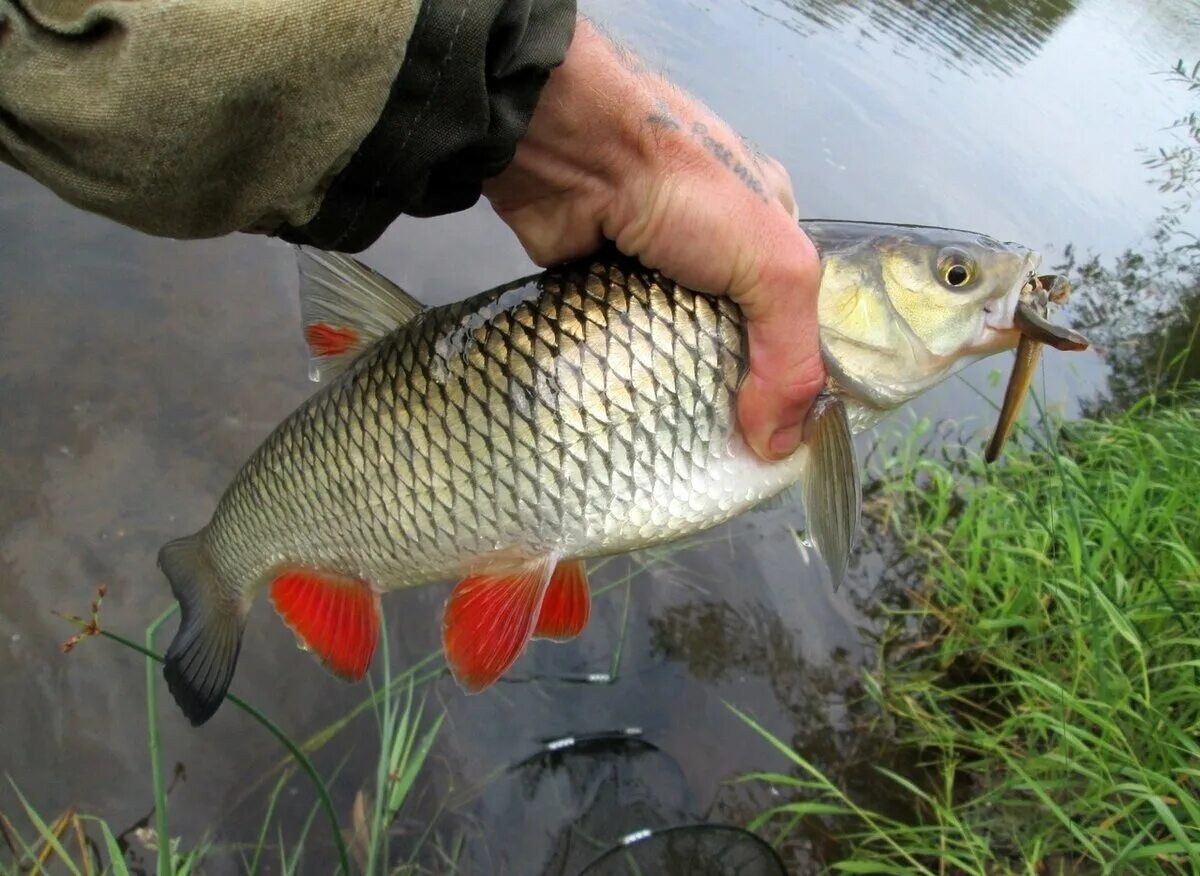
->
[202, 258, 805, 596]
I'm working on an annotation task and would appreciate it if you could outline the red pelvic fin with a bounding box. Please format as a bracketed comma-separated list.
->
[533, 560, 590, 642]
[304, 322, 360, 358]
[442, 556, 556, 694]
[269, 568, 380, 681]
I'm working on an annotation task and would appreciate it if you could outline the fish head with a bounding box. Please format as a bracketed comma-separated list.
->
[807, 221, 1041, 410]
[878, 229, 1037, 358]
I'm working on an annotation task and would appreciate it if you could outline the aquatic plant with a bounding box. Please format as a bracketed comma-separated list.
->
[2, 606, 446, 876]
[737, 380, 1200, 872]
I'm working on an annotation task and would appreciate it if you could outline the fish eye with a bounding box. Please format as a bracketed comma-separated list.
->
[936, 248, 977, 289]
[946, 264, 970, 286]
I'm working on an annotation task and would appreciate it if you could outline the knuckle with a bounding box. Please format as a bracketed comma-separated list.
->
[763, 153, 789, 179]
[611, 176, 678, 257]
[529, 249, 558, 269]
[764, 361, 827, 409]
[759, 234, 822, 292]
[785, 364, 828, 403]
[513, 229, 557, 267]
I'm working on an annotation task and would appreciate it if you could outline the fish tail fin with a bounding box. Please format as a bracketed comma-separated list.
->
[159, 533, 245, 726]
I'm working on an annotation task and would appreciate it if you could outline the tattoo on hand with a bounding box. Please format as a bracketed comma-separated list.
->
[608, 20, 770, 205]
[690, 122, 768, 201]
[646, 98, 682, 131]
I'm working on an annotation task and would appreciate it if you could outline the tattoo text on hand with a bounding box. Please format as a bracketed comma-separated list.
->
[603, 19, 770, 204]
[690, 122, 768, 201]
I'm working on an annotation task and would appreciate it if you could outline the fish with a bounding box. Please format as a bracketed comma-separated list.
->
[158, 220, 1087, 725]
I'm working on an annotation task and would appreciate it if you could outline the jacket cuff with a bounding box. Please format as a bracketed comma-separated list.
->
[279, 0, 577, 253]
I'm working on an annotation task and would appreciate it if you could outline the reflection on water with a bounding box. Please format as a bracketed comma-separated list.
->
[466, 731, 691, 873]
[754, 0, 1078, 74]
[647, 597, 923, 865]
[1065, 230, 1200, 411]
[1061, 59, 1200, 410]
[581, 825, 787, 876]
[2, 0, 1199, 872]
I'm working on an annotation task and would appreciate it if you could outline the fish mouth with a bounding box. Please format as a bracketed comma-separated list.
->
[978, 248, 1038, 351]
[983, 271, 1091, 462]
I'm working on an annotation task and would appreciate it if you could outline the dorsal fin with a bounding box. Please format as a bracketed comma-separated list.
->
[294, 245, 425, 382]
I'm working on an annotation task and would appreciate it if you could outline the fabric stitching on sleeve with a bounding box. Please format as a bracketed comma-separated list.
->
[331, 0, 475, 249]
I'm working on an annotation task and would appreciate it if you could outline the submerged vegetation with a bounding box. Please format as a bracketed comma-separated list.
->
[1, 608, 446, 876]
[740, 376, 1200, 871]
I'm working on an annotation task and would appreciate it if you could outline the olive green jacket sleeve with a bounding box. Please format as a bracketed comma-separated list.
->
[0, 0, 576, 251]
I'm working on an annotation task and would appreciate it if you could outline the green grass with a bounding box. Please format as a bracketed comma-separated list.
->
[739, 384, 1200, 873]
[2, 607, 446, 876]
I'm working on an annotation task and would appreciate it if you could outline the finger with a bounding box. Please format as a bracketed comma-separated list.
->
[733, 230, 826, 460]
[736, 136, 797, 218]
[757, 154, 798, 220]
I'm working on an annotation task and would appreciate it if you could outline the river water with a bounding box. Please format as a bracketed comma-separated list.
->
[1, 0, 1197, 872]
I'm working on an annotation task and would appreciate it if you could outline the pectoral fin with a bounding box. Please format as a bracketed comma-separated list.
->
[799, 395, 861, 588]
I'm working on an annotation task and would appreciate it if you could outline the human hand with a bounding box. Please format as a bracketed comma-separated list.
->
[484, 17, 825, 462]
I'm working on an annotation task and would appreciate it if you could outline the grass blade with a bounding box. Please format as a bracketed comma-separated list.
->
[145, 607, 176, 876]
[7, 781, 81, 876]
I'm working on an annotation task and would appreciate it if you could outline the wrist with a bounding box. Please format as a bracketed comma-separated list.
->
[483, 17, 678, 238]
[484, 15, 803, 287]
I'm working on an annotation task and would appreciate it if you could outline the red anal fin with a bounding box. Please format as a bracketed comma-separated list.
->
[533, 560, 590, 642]
[442, 557, 554, 694]
[270, 568, 380, 681]
[304, 322, 360, 358]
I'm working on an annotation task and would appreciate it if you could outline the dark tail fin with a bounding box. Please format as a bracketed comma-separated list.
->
[159, 534, 245, 726]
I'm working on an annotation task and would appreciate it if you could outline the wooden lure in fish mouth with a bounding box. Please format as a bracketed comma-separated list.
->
[985, 275, 1090, 463]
